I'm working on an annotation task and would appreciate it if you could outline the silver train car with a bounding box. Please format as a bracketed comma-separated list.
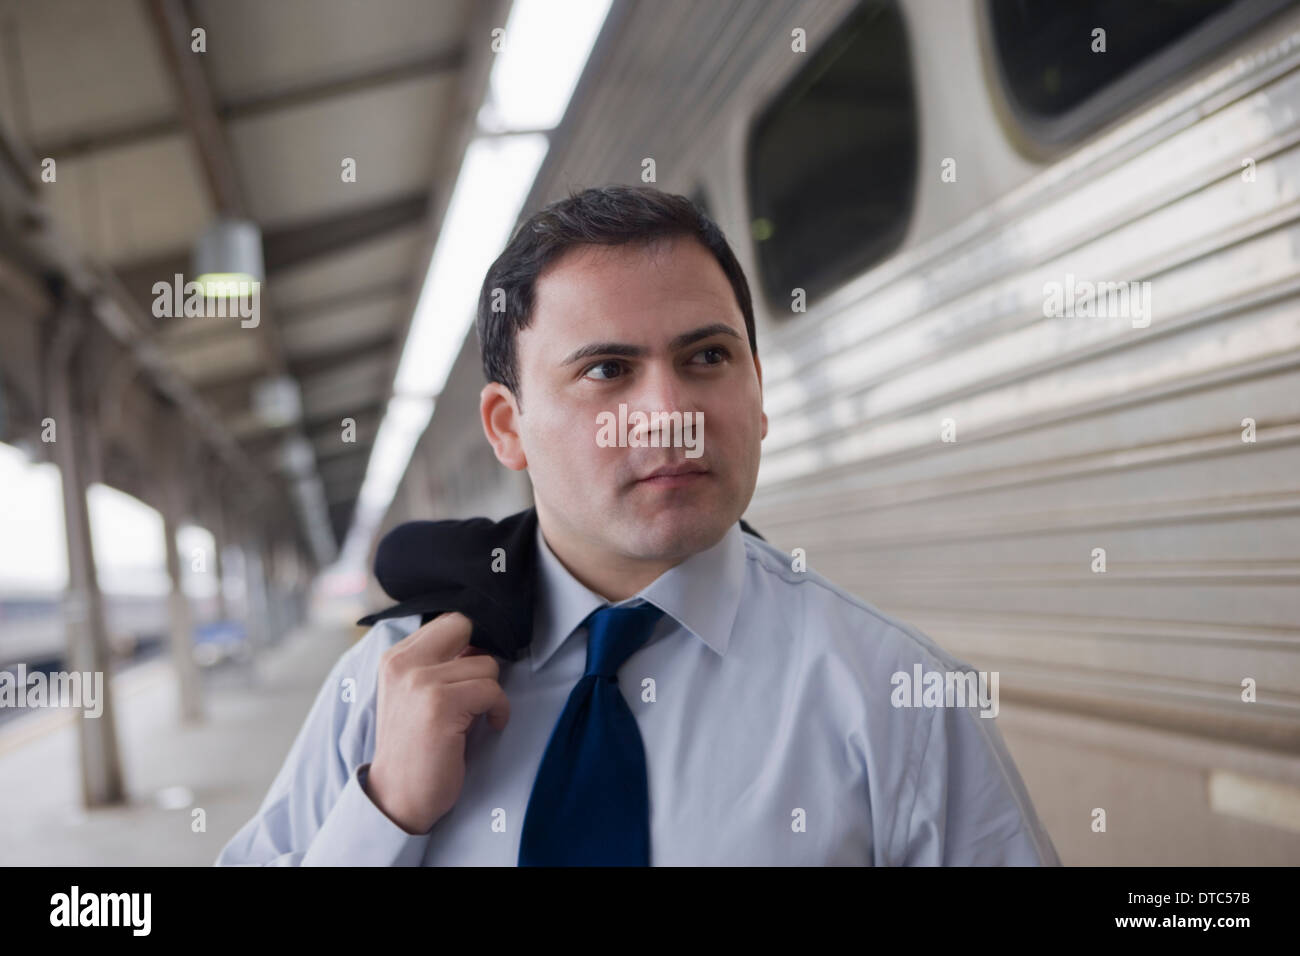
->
[377, 0, 1300, 865]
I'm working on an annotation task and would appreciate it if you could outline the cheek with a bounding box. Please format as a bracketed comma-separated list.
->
[709, 390, 756, 436]
[534, 405, 600, 461]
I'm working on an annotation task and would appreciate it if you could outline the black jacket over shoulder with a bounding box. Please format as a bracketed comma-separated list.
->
[356, 507, 764, 661]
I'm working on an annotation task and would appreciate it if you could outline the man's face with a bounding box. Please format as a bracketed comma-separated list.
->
[482, 236, 767, 566]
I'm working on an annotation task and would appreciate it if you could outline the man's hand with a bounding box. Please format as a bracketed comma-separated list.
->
[364, 612, 510, 835]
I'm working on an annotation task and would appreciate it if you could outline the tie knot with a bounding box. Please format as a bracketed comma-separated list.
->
[582, 603, 664, 679]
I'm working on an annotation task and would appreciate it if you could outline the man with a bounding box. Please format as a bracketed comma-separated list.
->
[216, 184, 1060, 866]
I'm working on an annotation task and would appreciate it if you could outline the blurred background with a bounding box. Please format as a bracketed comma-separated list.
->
[0, 0, 1298, 865]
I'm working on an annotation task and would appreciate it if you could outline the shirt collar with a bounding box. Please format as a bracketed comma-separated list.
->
[528, 518, 747, 672]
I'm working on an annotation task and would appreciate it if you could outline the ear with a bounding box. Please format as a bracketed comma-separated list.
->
[754, 352, 768, 441]
[481, 383, 527, 471]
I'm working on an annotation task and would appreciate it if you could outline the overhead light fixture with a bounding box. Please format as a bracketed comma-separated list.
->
[193, 218, 264, 297]
[252, 375, 302, 428]
[481, 0, 613, 131]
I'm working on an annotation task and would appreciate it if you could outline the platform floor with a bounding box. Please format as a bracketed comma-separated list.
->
[0, 622, 356, 866]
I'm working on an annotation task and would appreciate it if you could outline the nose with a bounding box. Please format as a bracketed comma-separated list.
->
[627, 360, 694, 443]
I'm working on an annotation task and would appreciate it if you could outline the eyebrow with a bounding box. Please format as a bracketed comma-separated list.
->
[559, 322, 744, 366]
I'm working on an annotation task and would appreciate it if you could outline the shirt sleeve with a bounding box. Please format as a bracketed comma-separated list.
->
[213, 622, 435, 866]
[898, 692, 1062, 866]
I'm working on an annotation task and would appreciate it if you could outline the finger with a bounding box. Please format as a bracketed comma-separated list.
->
[425, 653, 500, 684]
[442, 678, 511, 732]
[389, 611, 475, 667]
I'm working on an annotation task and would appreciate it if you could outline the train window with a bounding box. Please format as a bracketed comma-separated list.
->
[987, 0, 1296, 146]
[745, 0, 918, 314]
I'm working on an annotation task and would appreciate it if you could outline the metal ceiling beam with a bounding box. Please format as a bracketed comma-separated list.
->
[0, 101, 268, 502]
[142, 0, 290, 381]
[0, 248, 51, 315]
[262, 191, 430, 272]
[0, 175, 272, 508]
[220, 45, 467, 121]
[274, 277, 413, 324]
[30, 46, 467, 162]
[143, 0, 336, 566]
[182, 336, 395, 427]
[143, 0, 247, 217]
[141, 0, 293, 380]
[283, 336, 399, 380]
[301, 398, 386, 432]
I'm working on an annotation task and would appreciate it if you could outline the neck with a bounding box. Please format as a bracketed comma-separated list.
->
[534, 505, 682, 603]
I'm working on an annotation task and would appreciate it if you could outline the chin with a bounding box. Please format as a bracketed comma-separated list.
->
[623, 505, 729, 559]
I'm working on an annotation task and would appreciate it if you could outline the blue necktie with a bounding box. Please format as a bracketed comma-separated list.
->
[518, 601, 665, 866]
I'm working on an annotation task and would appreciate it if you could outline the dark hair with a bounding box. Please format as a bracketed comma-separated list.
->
[475, 184, 757, 409]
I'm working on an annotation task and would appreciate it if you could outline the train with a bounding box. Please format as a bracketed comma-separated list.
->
[374, 0, 1300, 866]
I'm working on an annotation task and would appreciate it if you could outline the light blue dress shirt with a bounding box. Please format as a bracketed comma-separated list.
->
[215, 519, 1061, 866]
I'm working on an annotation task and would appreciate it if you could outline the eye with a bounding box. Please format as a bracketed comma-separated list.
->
[583, 359, 625, 381]
[690, 345, 730, 365]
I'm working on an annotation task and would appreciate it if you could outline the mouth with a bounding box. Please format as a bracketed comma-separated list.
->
[634, 463, 709, 489]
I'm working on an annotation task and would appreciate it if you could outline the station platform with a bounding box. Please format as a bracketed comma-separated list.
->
[0, 622, 358, 866]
